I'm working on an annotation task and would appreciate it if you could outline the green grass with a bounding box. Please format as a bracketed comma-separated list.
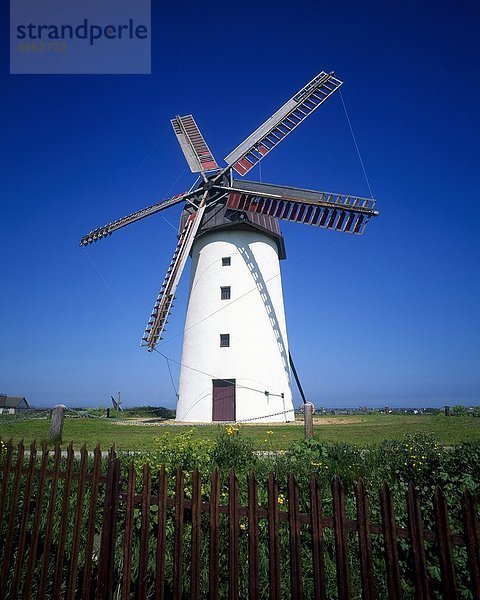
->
[1, 413, 479, 450]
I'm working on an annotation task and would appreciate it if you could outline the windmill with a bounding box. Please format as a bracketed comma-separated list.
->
[81, 71, 379, 423]
[111, 392, 123, 412]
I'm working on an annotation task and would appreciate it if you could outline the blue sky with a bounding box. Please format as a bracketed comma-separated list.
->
[1, 0, 479, 409]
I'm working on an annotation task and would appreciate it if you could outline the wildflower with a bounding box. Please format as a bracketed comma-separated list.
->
[277, 495, 285, 505]
[310, 461, 322, 467]
[240, 523, 246, 530]
[266, 431, 273, 435]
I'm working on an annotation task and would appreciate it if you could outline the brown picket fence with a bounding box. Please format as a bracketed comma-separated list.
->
[0, 440, 479, 599]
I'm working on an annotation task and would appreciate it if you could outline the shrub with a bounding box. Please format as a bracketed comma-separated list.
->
[132, 429, 215, 477]
[211, 425, 257, 476]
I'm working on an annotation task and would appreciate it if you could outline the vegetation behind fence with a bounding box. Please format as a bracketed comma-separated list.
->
[0, 439, 479, 599]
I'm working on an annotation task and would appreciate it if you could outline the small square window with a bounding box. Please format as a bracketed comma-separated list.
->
[220, 286, 231, 300]
[222, 257, 231, 266]
[220, 334, 230, 347]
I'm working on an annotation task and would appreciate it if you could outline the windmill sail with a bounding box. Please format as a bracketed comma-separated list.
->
[224, 72, 343, 176]
[142, 203, 207, 350]
[221, 180, 378, 234]
[80, 191, 191, 247]
[171, 115, 219, 174]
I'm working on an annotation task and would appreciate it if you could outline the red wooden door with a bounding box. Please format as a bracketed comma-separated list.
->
[212, 379, 236, 421]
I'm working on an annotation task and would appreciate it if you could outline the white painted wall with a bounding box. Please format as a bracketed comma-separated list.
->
[176, 228, 294, 423]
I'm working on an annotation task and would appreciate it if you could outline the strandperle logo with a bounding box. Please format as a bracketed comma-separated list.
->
[10, 0, 151, 74]
[16, 19, 148, 46]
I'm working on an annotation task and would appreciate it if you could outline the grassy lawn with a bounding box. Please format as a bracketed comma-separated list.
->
[1, 413, 479, 451]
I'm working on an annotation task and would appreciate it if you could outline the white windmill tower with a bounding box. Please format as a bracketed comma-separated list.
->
[81, 71, 379, 423]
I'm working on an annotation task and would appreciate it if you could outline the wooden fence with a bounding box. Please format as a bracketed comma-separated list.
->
[0, 440, 479, 599]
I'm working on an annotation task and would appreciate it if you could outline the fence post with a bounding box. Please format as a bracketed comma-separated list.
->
[82, 445, 103, 600]
[433, 486, 459, 600]
[406, 482, 429, 600]
[333, 476, 351, 600]
[138, 465, 152, 600]
[209, 470, 220, 600]
[288, 474, 303, 600]
[0, 441, 25, 597]
[304, 402, 314, 439]
[462, 489, 480, 599]
[52, 444, 75, 600]
[380, 481, 402, 600]
[11, 442, 37, 599]
[49, 404, 66, 442]
[173, 467, 185, 600]
[267, 472, 281, 600]
[155, 467, 168, 600]
[191, 468, 202, 600]
[310, 475, 327, 600]
[97, 451, 120, 600]
[355, 479, 376, 600]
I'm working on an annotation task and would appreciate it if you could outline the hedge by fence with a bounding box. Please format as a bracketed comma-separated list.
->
[0, 440, 479, 599]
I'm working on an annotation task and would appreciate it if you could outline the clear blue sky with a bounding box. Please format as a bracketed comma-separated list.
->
[1, 0, 479, 409]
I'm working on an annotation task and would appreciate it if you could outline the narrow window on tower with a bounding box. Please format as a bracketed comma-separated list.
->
[222, 257, 231, 266]
[220, 334, 230, 347]
[220, 286, 231, 300]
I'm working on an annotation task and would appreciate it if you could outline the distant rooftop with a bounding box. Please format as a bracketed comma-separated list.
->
[0, 395, 30, 409]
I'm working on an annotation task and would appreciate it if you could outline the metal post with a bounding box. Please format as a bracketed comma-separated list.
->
[304, 402, 314, 440]
[49, 404, 66, 442]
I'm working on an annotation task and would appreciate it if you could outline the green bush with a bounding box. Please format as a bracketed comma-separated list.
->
[451, 404, 469, 417]
[132, 428, 215, 476]
[2, 430, 479, 598]
[211, 425, 257, 476]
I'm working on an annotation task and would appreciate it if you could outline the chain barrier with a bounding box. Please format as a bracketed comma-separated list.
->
[233, 408, 295, 424]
